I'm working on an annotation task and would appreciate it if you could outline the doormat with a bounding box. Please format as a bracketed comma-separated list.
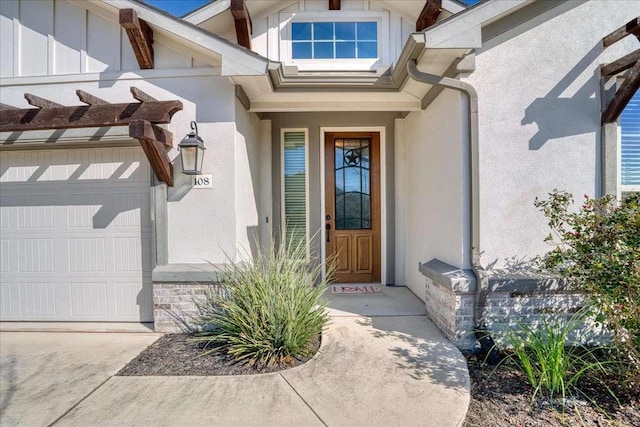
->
[330, 284, 383, 295]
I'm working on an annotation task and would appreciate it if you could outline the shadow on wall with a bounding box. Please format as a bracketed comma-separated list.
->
[360, 317, 469, 392]
[521, 43, 602, 150]
[0, 152, 147, 229]
[483, 254, 543, 275]
[167, 153, 194, 202]
[245, 225, 259, 259]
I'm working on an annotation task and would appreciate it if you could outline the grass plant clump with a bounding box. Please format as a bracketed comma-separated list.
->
[192, 238, 332, 368]
[498, 309, 616, 405]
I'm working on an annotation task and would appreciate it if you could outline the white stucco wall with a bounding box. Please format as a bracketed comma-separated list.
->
[464, 0, 640, 270]
[166, 76, 238, 265]
[399, 90, 469, 299]
[234, 97, 263, 260]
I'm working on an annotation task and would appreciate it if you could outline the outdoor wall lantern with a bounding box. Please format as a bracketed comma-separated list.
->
[178, 121, 206, 175]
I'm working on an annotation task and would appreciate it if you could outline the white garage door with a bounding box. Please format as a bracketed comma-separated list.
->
[0, 147, 153, 322]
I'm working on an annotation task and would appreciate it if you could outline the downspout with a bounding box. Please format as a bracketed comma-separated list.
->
[406, 59, 495, 357]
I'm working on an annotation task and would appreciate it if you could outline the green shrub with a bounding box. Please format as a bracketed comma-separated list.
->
[192, 238, 332, 368]
[535, 191, 640, 384]
[500, 310, 615, 403]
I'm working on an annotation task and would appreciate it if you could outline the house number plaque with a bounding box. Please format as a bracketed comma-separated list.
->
[193, 174, 213, 189]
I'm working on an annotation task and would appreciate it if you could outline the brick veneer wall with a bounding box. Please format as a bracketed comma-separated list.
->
[153, 283, 210, 333]
[483, 291, 609, 346]
[425, 277, 476, 349]
[421, 259, 609, 350]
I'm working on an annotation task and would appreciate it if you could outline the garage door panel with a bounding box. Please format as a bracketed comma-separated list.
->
[0, 282, 57, 317]
[68, 238, 106, 272]
[0, 147, 153, 322]
[0, 280, 151, 321]
[1, 149, 149, 185]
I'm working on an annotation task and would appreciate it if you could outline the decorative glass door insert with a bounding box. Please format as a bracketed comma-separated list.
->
[334, 138, 371, 230]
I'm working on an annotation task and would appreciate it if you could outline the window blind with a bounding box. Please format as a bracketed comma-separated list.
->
[283, 131, 307, 247]
[621, 90, 640, 186]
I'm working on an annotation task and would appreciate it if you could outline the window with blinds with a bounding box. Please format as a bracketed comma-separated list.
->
[621, 91, 640, 190]
[282, 130, 308, 247]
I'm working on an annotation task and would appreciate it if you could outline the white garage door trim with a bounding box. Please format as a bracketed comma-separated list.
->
[0, 147, 154, 322]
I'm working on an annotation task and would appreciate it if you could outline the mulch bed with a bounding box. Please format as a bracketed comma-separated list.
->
[463, 354, 640, 427]
[117, 333, 320, 376]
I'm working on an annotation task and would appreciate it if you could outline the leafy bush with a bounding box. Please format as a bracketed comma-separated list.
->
[192, 238, 332, 367]
[500, 310, 613, 402]
[535, 191, 640, 381]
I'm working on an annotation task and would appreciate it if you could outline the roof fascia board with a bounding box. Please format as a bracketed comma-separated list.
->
[376, 1, 464, 22]
[421, 0, 531, 49]
[184, 0, 230, 25]
[101, 0, 269, 76]
[442, 0, 466, 14]
[481, 0, 576, 44]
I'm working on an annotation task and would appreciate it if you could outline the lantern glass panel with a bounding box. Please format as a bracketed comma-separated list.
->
[181, 145, 198, 174]
[196, 146, 204, 174]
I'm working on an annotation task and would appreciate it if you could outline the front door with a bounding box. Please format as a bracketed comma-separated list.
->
[325, 132, 381, 283]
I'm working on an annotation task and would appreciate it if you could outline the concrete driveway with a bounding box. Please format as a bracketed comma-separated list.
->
[0, 288, 470, 427]
[0, 332, 159, 427]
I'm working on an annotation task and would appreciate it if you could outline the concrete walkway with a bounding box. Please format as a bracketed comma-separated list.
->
[0, 287, 470, 427]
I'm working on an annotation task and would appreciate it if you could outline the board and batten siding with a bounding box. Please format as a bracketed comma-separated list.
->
[0, 0, 200, 78]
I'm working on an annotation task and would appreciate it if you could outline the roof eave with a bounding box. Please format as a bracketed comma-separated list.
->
[103, 0, 269, 76]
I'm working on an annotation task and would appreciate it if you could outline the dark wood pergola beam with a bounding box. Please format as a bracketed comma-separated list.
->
[0, 100, 182, 132]
[130, 120, 173, 186]
[603, 60, 640, 123]
[120, 8, 154, 69]
[603, 17, 640, 48]
[416, 0, 442, 32]
[329, 0, 340, 10]
[1, 88, 180, 187]
[231, 0, 252, 49]
[602, 49, 640, 76]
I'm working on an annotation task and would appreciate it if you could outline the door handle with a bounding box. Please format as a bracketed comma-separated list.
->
[326, 223, 331, 242]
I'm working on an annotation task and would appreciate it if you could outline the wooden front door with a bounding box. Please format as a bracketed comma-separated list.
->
[325, 132, 381, 283]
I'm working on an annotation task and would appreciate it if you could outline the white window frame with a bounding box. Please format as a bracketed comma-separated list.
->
[279, 11, 389, 72]
[281, 128, 310, 255]
[620, 92, 640, 194]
